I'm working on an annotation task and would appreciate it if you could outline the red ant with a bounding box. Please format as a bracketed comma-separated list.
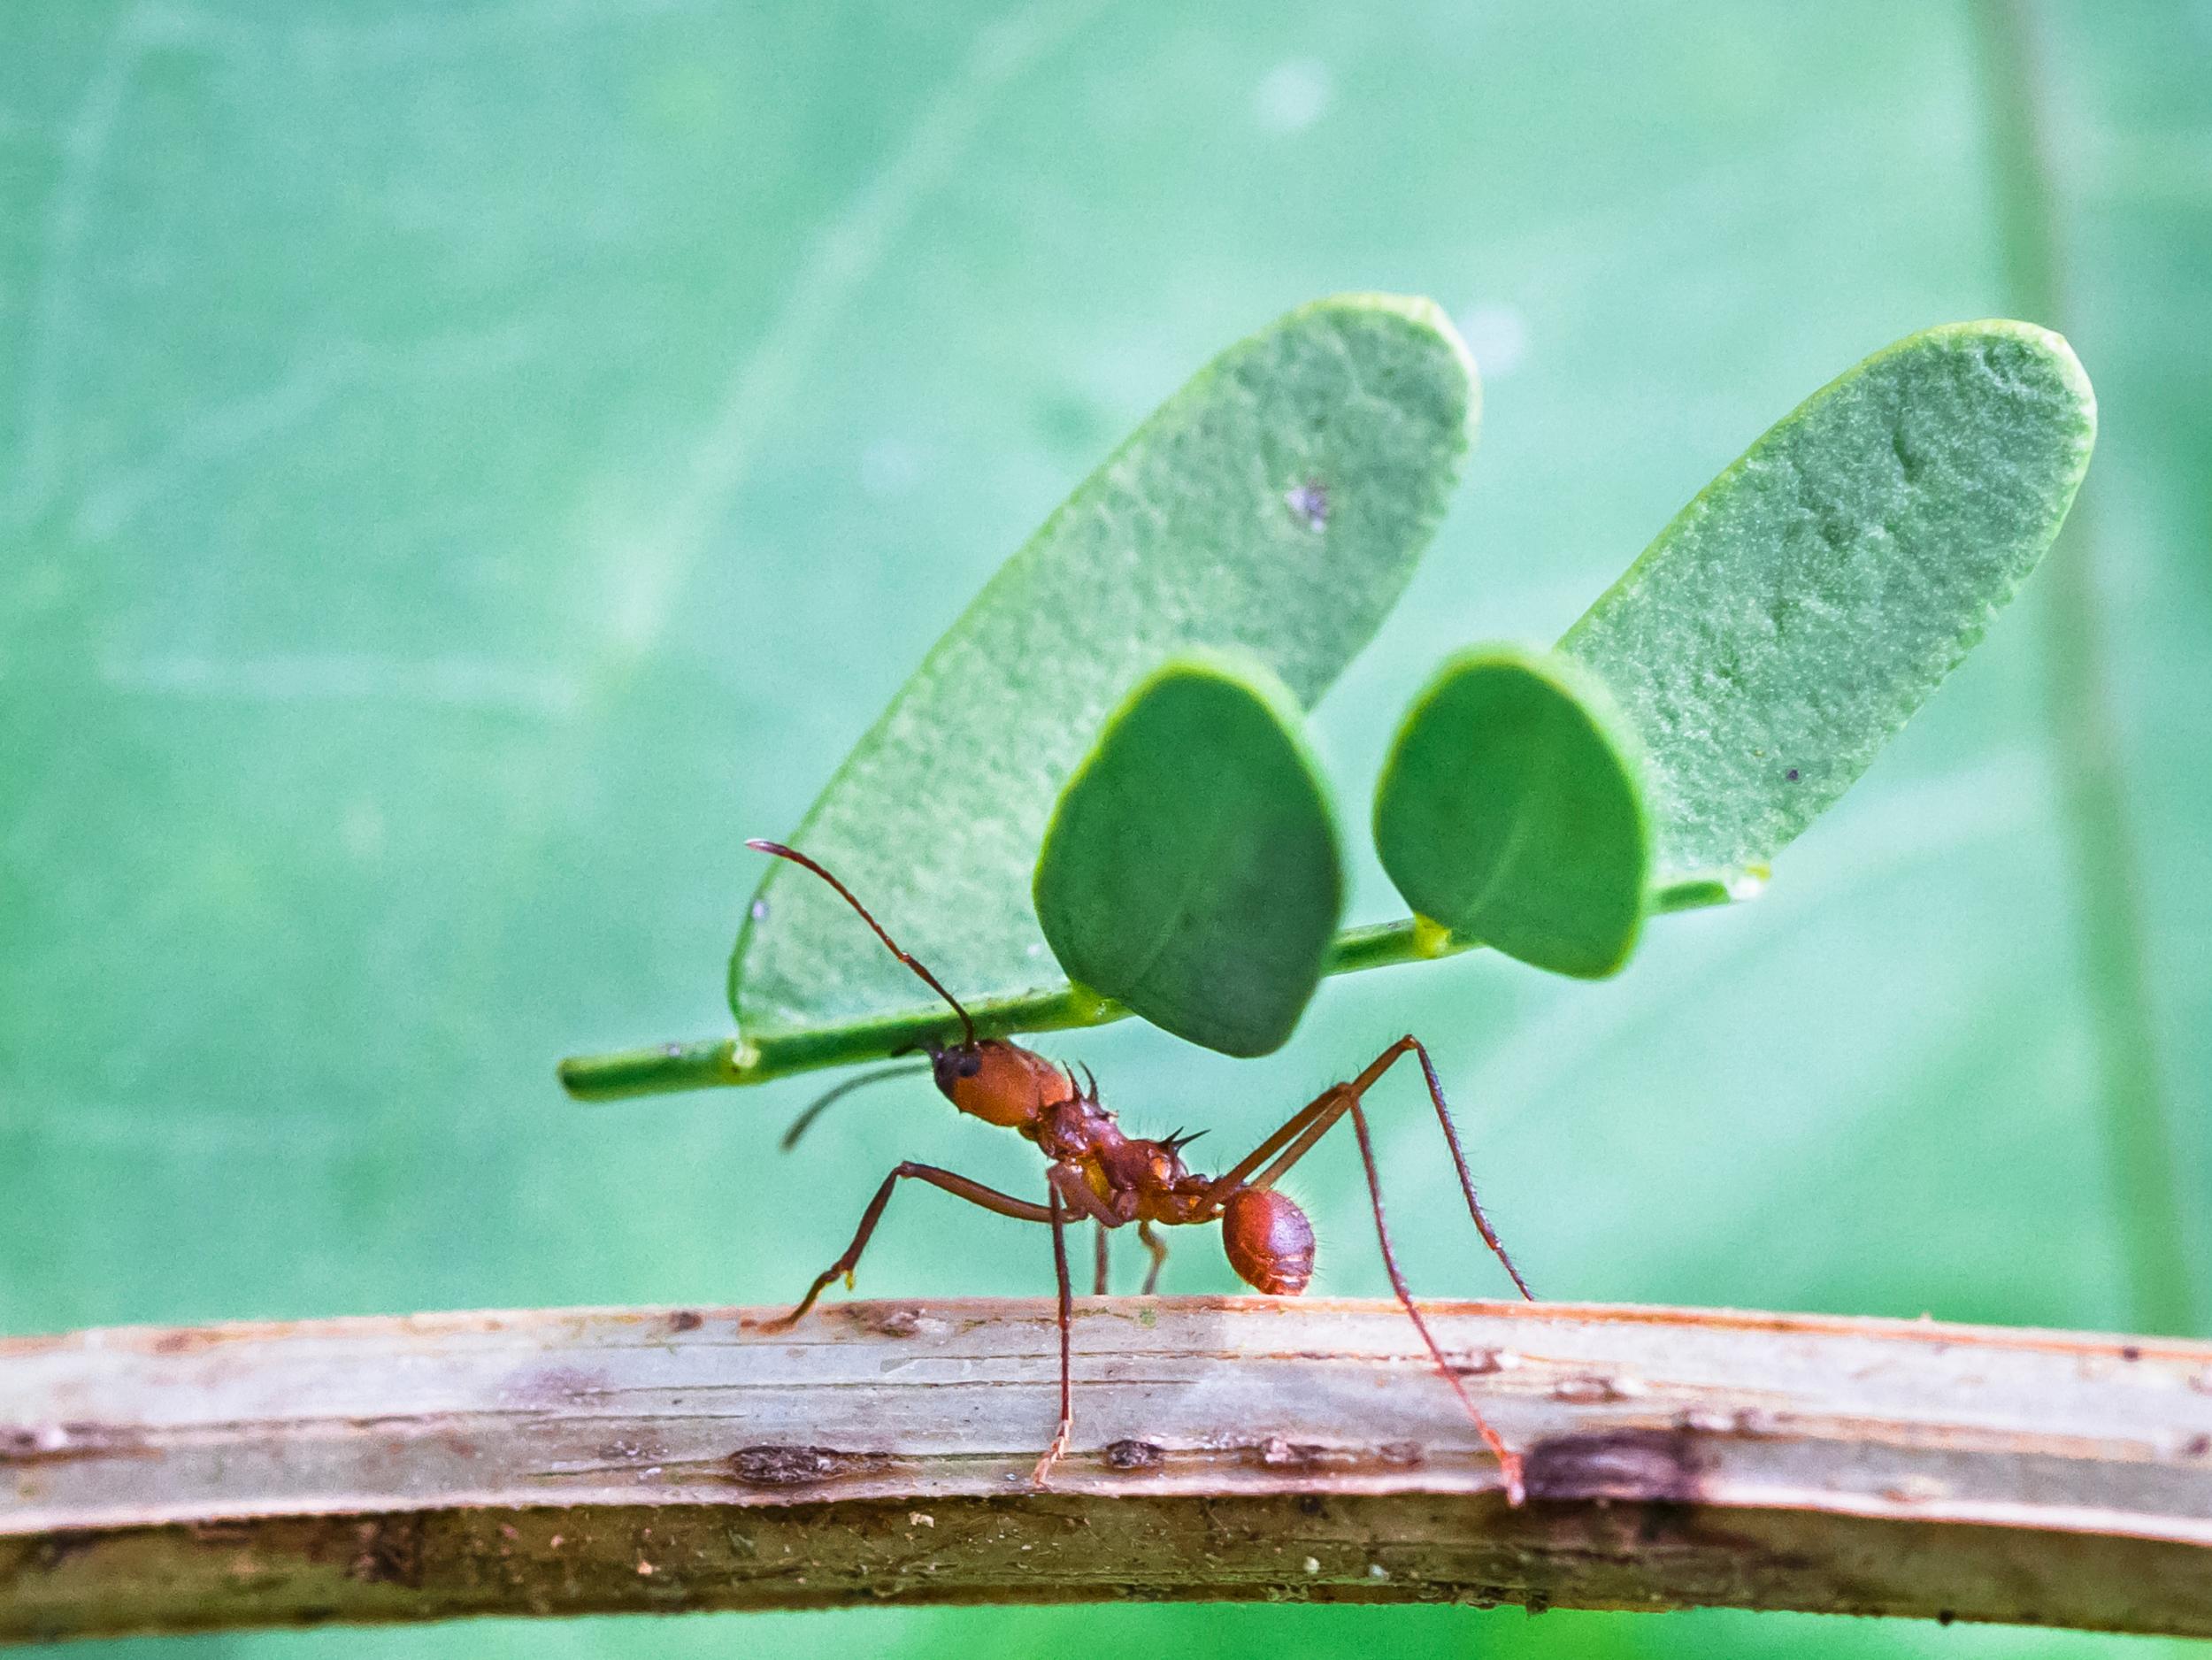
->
[743, 840, 1538, 1502]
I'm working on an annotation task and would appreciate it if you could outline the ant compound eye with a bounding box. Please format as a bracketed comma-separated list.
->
[932, 1046, 985, 1091]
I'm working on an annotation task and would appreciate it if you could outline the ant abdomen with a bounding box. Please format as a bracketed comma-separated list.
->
[1222, 1187, 1316, 1295]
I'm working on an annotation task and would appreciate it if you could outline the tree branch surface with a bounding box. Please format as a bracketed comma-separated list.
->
[4, 1296, 2210, 1644]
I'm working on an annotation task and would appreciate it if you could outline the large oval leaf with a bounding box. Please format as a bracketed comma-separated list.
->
[732, 295, 1475, 1046]
[1561, 319, 2095, 880]
[1373, 647, 1649, 979]
[1035, 654, 1341, 1057]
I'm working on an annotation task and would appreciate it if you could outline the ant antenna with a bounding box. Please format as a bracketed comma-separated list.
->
[779, 1062, 932, 1152]
[747, 840, 979, 1048]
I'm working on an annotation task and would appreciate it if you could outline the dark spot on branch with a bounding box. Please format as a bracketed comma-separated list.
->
[30, 1533, 100, 1574]
[0, 1421, 150, 1464]
[1524, 1429, 1707, 1504]
[348, 1517, 424, 1587]
[844, 1303, 948, 1340]
[669, 1310, 703, 1333]
[726, 1444, 893, 1488]
[1103, 1439, 1164, 1471]
[2120, 1345, 2141, 1362]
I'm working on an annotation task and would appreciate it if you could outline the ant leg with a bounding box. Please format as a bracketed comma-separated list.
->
[1138, 1219, 1170, 1295]
[1204, 1081, 1352, 1202]
[1215, 1039, 1533, 1301]
[752, 1162, 1051, 1333]
[1093, 1222, 1110, 1296]
[1032, 1184, 1075, 1487]
[1347, 1096, 1525, 1507]
[779, 1061, 930, 1153]
[1398, 1035, 1535, 1301]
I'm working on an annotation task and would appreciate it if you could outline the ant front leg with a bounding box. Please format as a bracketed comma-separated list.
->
[1033, 1184, 1075, 1487]
[751, 1162, 1052, 1333]
[1032, 1163, 1133, 1485]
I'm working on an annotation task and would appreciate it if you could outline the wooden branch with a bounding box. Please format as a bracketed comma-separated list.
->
[5, 1296, 2210, 1643]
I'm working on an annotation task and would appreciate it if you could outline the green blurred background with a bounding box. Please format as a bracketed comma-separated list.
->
[4, 1, 2208, 1655]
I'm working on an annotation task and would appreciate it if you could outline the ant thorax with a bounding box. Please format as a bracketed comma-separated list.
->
[1033, 1089, 1117, 1164]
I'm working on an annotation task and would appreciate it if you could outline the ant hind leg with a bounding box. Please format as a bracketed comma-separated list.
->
[1346, 1097, 1526, 1505]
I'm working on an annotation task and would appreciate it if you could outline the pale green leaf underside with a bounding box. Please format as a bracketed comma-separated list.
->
[732, 295, 1475, 1040]
[1373, 647, 1650, 980]
[1035, 653, 1341, 1057]
[1562, 320, 2095, 880]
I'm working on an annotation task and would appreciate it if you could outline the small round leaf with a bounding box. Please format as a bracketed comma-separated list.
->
[1374, 647, 1651, 979]
[1034, 653, 1342, 1057]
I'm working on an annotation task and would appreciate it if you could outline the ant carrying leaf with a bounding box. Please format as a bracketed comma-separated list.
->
[742, 839, 1536, 1498]
[564, 297, 2093, 1504]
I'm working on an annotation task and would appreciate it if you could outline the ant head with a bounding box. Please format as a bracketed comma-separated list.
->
[928, 1042, 984, 1097]
[926, 1037, 1056, 1129]
[1221, 1187, 1316, 1296]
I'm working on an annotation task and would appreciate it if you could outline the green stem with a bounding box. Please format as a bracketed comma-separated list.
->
[1973, 0, 2197, 1334]
[558, 875, 1755, 1102]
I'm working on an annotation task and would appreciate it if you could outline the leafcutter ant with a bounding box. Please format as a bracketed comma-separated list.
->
[744, 840, 1537, 1502]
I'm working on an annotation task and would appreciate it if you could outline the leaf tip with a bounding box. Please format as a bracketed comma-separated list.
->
[1298, 290, 1480, 428]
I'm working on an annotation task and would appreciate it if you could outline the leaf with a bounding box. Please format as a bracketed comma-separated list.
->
[732, 295, 1475, 1042]
[1560, 320, 2096, 880]
[1372, 647, 1650, 979]
[1033, 652, 1341, 1057]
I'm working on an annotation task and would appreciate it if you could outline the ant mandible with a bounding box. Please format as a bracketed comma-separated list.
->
[743, 839, 1538, 1503]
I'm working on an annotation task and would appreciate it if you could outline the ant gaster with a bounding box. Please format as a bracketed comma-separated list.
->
[743, 839, 1538, 1502]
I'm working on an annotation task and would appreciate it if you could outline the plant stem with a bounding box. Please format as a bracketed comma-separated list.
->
[559, 876, 1755, 1101]
[1972, 0, 2198, 1335]
[10, 1296, 2212, 1641]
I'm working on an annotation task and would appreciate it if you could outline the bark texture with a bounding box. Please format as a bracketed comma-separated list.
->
[5, 1296, 2210, 1642]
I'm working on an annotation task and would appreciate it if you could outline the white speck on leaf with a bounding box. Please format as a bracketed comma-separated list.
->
[1285, 479, 1329, 532]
